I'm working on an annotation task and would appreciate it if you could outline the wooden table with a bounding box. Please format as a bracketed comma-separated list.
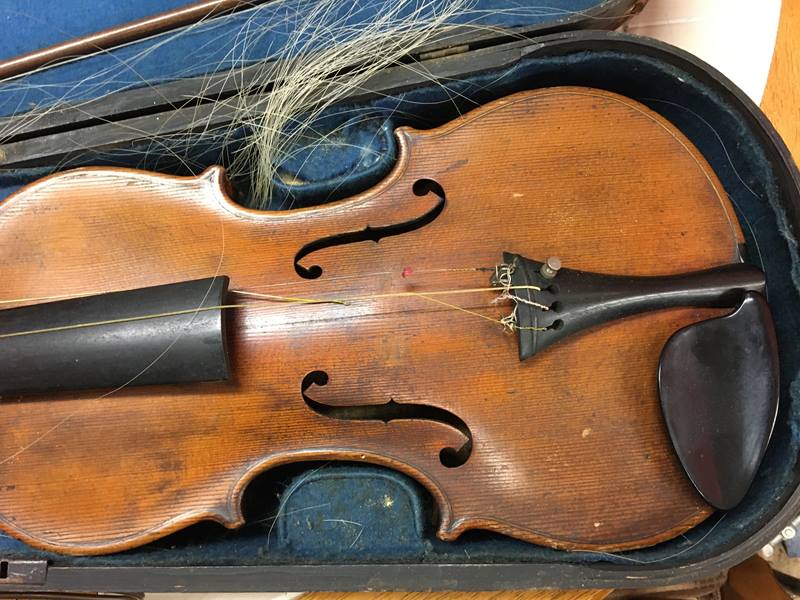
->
[762, 0, 800, 162]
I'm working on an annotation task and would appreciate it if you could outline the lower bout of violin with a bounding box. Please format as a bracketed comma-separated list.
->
[0, 431, 714, 556]
[0, 305, 721, 556]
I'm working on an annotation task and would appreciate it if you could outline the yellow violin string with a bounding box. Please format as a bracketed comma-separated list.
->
[0, 267, 497, 305]
[0, 305, 246, 339]
[228, 291, 345, 305]
[0, 292, 97, 305]
[230, 284, 544, 304]
[402, 293, 511, 327]
[0, 285, 548, 339]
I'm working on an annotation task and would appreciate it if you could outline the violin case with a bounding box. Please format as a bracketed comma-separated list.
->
[1, 0, 799, 593]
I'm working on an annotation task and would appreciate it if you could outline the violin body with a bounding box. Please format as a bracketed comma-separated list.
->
[0, 88, 746, 555]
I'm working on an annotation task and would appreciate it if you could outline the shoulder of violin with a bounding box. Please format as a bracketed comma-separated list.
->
[0, 87, 741, 555]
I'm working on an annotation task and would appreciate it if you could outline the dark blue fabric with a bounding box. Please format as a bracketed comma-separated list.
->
[1, 0, 799, 576]
[1, 1, 191, 59]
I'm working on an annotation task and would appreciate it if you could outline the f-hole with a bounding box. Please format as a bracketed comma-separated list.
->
[301, 370, 472, 468]
[294, 178, 446, 279]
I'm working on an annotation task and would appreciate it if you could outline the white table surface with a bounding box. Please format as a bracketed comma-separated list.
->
[624, 0, 782, 103]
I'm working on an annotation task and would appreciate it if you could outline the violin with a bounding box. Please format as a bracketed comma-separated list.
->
[0, 87, 778, 555]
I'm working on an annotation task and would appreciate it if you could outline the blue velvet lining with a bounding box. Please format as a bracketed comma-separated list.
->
[0, 0, 604, 118]
[1, 1, 798, 574]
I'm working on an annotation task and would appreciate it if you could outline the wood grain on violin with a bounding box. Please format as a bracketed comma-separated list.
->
[0, 88, 744, 555]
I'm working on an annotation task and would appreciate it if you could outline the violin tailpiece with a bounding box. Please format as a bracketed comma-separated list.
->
[501, 252, 767, 361]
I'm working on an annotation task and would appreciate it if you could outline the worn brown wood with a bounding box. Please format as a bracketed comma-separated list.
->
[0, 87, 743, 555]
[722, 556, 791, 600]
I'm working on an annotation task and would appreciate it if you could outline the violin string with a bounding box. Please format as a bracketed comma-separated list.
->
[580, 513, 728, 565]
[229, 291, 340, 304]
[386, 292, 545, 332]
[238, 267, 493, 291]
[0, 291, 105, 305]
[0, 305, 245, 340]
[229, 284, 544, 303]
[0, 284, 547, 340]
[582, 90, 740, 261]
[0, 267, 492, 305]
[640, 96, 768, 278]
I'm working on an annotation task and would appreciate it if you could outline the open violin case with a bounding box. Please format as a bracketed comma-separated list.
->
[1, 0, 799, 592]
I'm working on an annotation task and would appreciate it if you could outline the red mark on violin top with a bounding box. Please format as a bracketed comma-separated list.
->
[401, 267, 413, 279]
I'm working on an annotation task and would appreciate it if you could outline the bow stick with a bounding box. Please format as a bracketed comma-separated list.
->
[0, 0, 271, 82]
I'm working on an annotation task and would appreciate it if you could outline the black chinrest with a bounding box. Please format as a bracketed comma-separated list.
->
[658, 292, 779, 510]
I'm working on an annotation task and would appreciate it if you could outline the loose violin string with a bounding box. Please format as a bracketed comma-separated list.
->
[580, 513, 728, 565]
[0, 283, 549, 340]
[0, 271, 539, 467]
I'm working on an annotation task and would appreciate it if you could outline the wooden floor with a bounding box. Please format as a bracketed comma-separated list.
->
[300, 1, 800, 599]
[300, 592, 611, 600]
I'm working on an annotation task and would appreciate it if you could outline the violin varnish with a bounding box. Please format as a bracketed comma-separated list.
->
[0, 87, 743, 555]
